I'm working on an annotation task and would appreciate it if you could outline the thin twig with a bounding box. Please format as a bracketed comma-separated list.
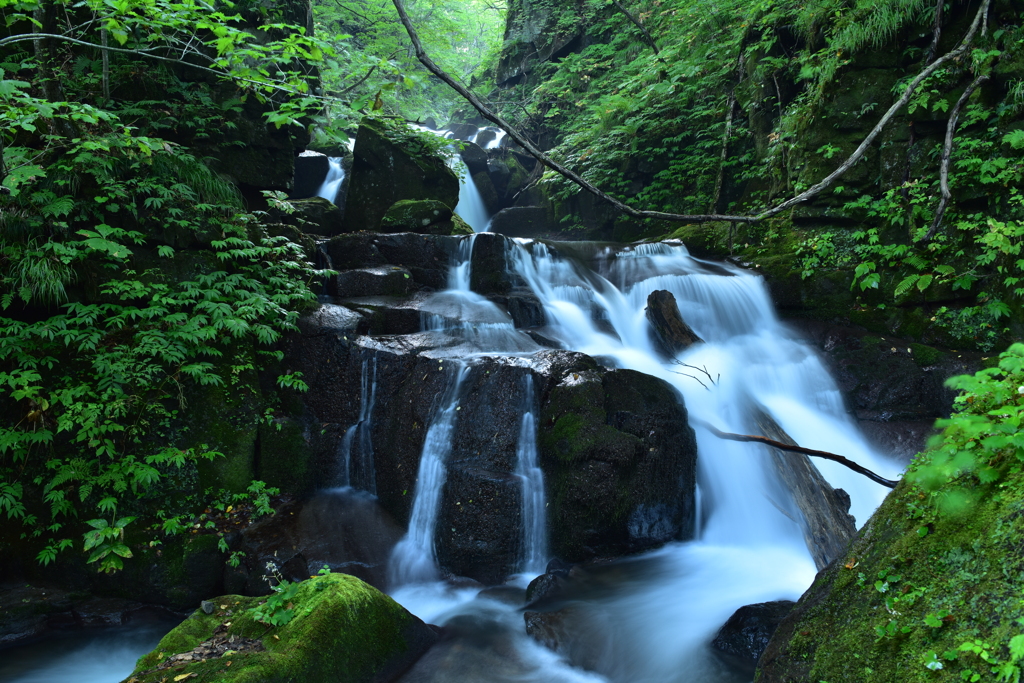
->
[923, 73, 990, 242]
[390, 0, 992, 226]
[692, 418, 899, 488]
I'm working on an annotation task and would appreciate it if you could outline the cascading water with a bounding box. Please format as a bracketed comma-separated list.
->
[515, 375, 547, 574]
[315, 157, 345, 204]
[386, 236, 900, 683]
[337, 354, 378, 493]
[453, 158, 491, 232]
[388, 363, 471, 586]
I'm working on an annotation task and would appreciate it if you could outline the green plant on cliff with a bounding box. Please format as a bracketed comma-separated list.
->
[0, 2, 334, 568]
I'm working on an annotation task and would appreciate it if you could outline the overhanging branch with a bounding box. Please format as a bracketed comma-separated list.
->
[391, 0, 992, 226]
[693, 419, 899, 488]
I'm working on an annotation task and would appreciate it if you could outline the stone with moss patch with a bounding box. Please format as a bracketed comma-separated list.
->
[123, 573, 437, 683]
[757, 467, 1024, 683]
[380, 199, 456, 235]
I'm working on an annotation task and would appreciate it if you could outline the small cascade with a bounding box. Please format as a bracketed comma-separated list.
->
[453, 157, 491, 232]
[515, 375, 547, 573]
[315, 157, 345, 204]
[337, 354, 378, 493]
[388, 363, 471, 586]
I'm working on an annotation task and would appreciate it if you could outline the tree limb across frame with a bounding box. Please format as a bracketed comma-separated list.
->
[693, 419, 899, 488]
[390, 0, 992, 226]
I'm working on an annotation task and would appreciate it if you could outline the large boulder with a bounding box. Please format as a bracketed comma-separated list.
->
[273, 196, 343, 237]
[342, 117, 459, 233]
[536, 353, 699, 561]
[293, 152, 330, 198]
[122, 573, 437, 683]
[489, 206, 552, 238]
[379, 199, 458, 235]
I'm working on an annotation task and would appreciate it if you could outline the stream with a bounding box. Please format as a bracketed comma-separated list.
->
[3, 125, 901, 683]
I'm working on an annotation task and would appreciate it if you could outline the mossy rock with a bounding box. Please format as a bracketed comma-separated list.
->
[757, 467, 1024, 683]
[341, 117, 459, 233]
[123, 573, 437, 683]
[379, 199, 456, 235]
[450, 213, 474, 235]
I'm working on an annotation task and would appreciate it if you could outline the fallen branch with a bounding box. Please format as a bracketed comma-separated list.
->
[692, 419, 899, 488]
[923, 73, 990, 242]
[390, 0, 992, 226]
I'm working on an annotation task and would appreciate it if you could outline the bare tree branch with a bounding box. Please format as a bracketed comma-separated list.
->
[924, 0, 944, 64]
[611, 0, 662, 59]
[693, 419, 899, 488]
[923, 73, 990, 242]
[391, 0, 992, 226]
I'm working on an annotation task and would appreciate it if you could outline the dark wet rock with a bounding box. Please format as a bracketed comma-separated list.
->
[460, 141, 489, 175]
[342, 117, 459, 233]
[490, 292, 545, 328]
[448, 123, 478, 141]
[0, 583, 180, 645]
[293, 152, 330, 198]
[711, 600, 795, 674]
[224, 490, 403, 594]
[525, 571, 567, 604]
[270, 196, 343, 237]
[474, 129, 497, 148]
[645, 290, 704, 358]
[470, 232, 512, 295]
[471, 170, 502, 214]
[327, 266, 415, 298]
[790, 320, 980, 463]
[523, 603, 612, 672]
[326, 232, 458, 291]
[535, 352, 698, 562]
[380, 199, 458, 235]
[489, 206, 551, 238]
[486, 151, 531, 204]
[436, 360, 536, 584]
[756, 411, 856, 570]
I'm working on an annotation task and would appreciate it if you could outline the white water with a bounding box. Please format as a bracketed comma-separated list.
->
[338, 355, 378, 493]
[388, 363, 471, 586]
[387, 237, 901, 682]
[516, 375, 548, 573]
[316, 156, 345, 204]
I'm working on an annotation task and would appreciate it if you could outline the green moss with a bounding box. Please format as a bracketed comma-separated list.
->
[257, 418, 312, 495]
[127, 574, 422, 683]
[450, 213, 473, 235]
[757, 469, 1024, 683]
[910, 343, 943, 367]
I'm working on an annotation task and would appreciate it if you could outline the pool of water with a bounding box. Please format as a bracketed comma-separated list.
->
[0, 612, 181, 683]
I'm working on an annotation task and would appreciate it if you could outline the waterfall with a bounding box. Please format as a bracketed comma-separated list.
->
[337, 354, 378, 493]
[316, 157, 345, 204]
[388, 363, 471, 586]
[453, 157, 491, 232]
[516, 375, 547, 573]
[384, 234, 899, 682]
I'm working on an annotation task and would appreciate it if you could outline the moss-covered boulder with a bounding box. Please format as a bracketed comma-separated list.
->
[537, 355, 699, 562]
[757, 469, 1024, 682]
[379, 199, 456, 235]
[342, 117, 459, 233]
[123, 573, 437, 683]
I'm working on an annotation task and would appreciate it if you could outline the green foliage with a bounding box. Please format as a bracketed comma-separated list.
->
[908, 343, 1024, 496]
[0, 2, 331, 570]
[311, 0, 507, 129]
